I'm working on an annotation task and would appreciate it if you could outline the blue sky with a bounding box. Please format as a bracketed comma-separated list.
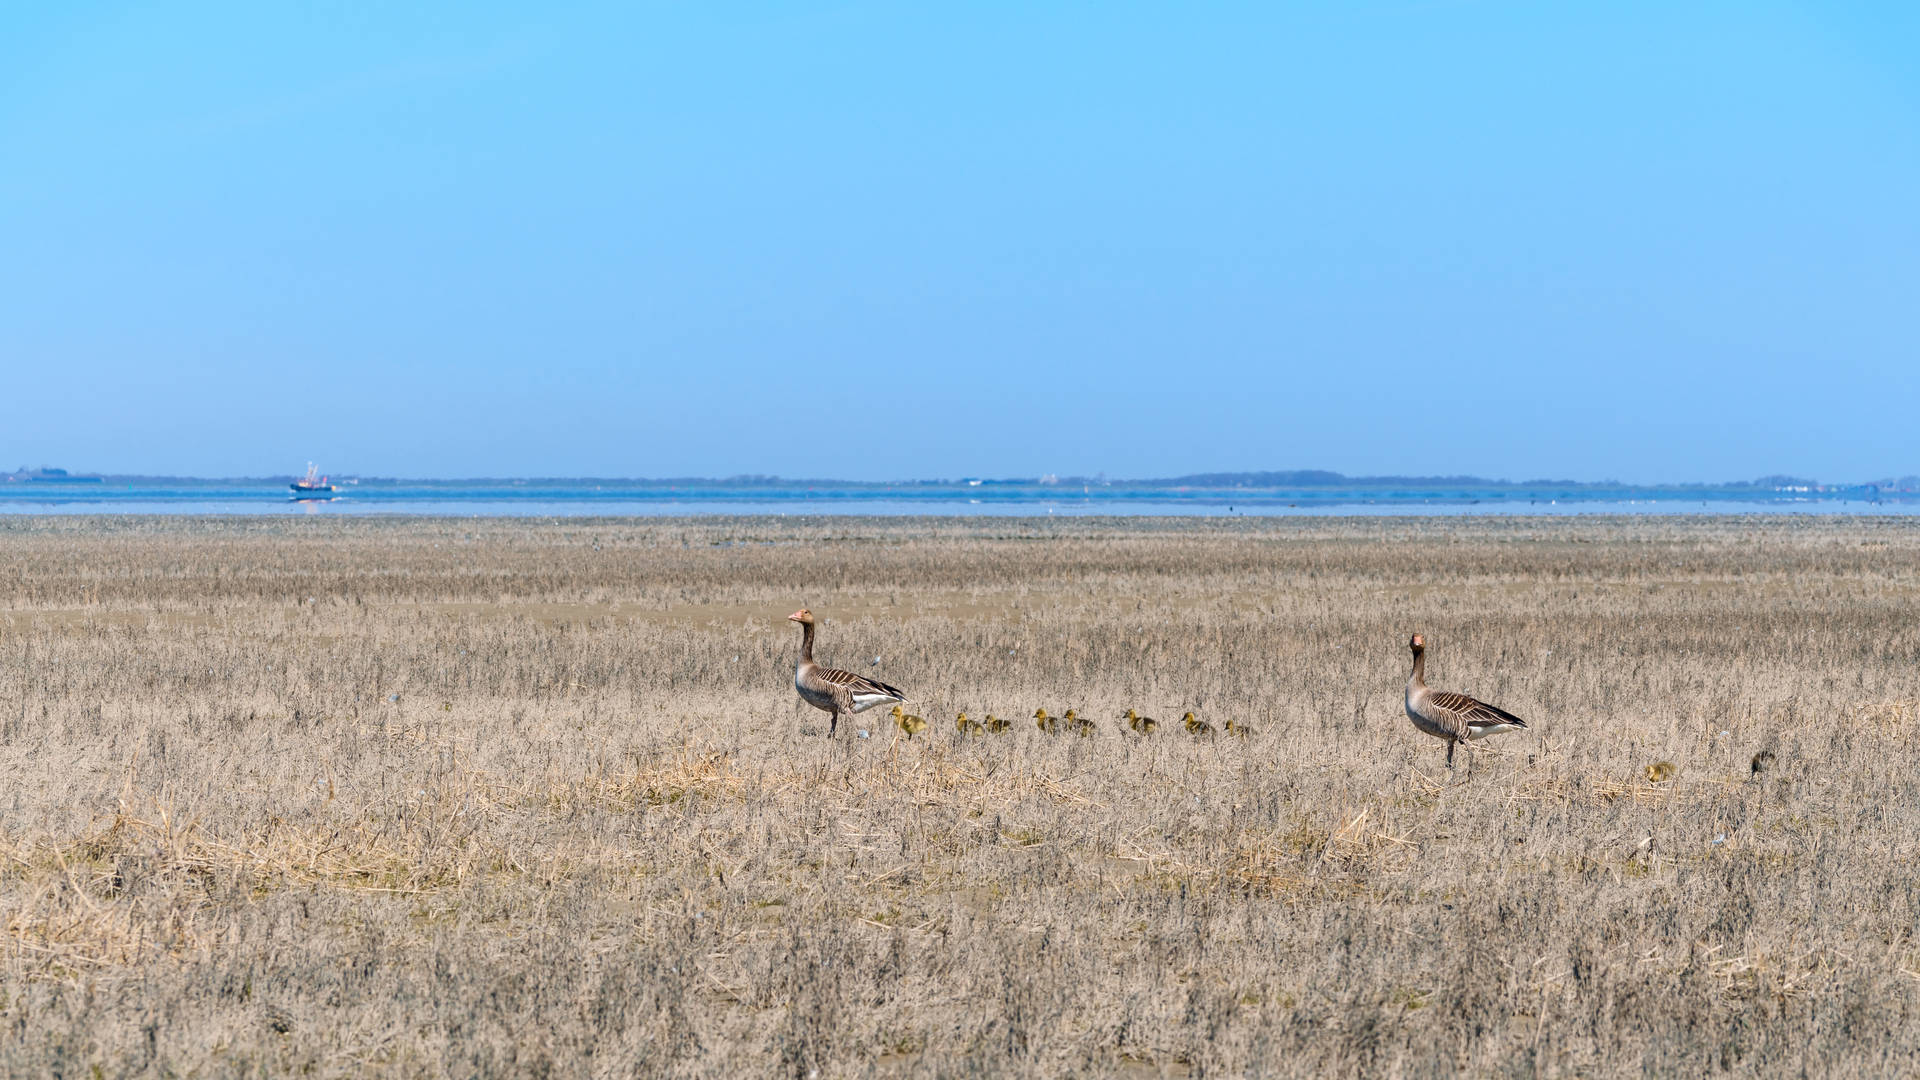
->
[3, 2, 1916, 481]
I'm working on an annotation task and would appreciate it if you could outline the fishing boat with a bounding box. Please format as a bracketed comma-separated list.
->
[290, 463, 337, 495]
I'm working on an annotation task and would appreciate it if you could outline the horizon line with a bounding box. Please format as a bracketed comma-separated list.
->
[6, 466, 1917, 490]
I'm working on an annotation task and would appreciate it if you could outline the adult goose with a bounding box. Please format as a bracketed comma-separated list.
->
[1405, 633, 1528, 770]
[789, 609, 907, 738]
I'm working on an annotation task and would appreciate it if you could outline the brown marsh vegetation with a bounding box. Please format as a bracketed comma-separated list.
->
[1, 514, 1918, 1076]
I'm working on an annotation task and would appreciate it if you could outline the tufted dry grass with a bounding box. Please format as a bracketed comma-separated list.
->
[1, 514, 1918, 1077]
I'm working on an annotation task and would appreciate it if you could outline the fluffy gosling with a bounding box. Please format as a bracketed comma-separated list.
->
[1065, 708, 1095, 737]
[891, 704, 927, 739]
[1121, 708, 1158, 734]
[956, 711, 984, 735]
[1225, 718, 1256, 738]
[1182, 711, 1215, 738]
[1033, 708, 1058, 734]
[984, 713, 1010, 734]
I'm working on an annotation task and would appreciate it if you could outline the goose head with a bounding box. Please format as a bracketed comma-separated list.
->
[1409, 633, 1426, 655]
[788, 608, 816, 626]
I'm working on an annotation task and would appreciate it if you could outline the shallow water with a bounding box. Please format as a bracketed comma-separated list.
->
[1, 480, 1913, 516]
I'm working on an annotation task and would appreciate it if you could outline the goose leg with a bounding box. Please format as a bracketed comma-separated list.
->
[1446, 740, 1455, 770]
[828, 711, 838, 739]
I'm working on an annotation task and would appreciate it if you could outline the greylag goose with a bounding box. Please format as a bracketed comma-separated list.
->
[1182, 711, 1214, 738]
[1120, 708, 1158, 734]
[890, 705, 927, 738]
[1405, 633, 1528, 770]
[788, 609, 907, 738]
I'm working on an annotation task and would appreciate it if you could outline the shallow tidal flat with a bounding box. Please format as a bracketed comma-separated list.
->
[1, 514, 1918, 1076]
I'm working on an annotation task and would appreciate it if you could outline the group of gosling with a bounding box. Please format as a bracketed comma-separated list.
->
[886, 704, 1249, 740]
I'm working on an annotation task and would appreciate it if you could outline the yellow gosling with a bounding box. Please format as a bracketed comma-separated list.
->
[1225, 718, 1256, 738]
[1120, 708, 1159, 734]
[1033, 708, 1058, 734]
[984, 713, 1010, 734]
[956, 711, 984, 735]
[1182, 711, 1215, 738]
[891, 704, 927, 739]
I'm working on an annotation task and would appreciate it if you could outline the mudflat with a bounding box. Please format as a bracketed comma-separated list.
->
[2, 515, 1917, 1076]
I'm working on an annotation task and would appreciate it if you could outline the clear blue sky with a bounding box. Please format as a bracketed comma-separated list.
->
[4, 2, 1916, 481]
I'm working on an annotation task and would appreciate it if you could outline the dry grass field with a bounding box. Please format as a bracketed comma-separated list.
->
[2, 514, 1919, 1077]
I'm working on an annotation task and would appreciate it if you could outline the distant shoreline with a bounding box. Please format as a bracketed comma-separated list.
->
[6, 469, 1916, 495]
[1, 477, 1916, 518]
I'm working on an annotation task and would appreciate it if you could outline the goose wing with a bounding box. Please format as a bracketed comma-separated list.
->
[1428, 690, 1528, 736]
[811, 664, 907, 705]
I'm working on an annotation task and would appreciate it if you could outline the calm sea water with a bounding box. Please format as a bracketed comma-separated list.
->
[1, 481, 1914, 516]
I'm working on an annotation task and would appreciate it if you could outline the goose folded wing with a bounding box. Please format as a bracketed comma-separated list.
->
[815, 666, 906, 702]
[1429, 690, 1527, 731]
